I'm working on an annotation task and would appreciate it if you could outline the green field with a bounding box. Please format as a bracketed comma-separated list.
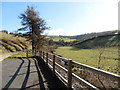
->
[52, 37, 76, 42]
[55, 46, 119, 74]
[47, 36, 76, 42]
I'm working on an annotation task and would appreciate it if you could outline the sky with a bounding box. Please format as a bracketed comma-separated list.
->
[0, 0, 119, 36]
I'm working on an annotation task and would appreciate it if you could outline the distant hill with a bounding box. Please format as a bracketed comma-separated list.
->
[50, 30, 119, 41]
[46, 35, 76, 46]
[47, 30, 119, 47]
[70, 30, 119, 49]
[0, 31, 31, 53]
[59, 30, 118, 40]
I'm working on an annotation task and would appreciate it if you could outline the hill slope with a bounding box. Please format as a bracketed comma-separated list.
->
[66, 30, 119, 48]
[72, 34, 119, 49]
[63, 30, 119, 40]
[0, 31, 31, 53]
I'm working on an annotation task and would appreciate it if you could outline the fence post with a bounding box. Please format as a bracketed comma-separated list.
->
[26, 50, 28, 58]
[43, 52, 44, 59]
[46, 53, 48, 65]
[40, 51, 42, 57]
[39, 50, 40, 57]
[67, 60, 72, 89]
[41, 51, 42, 58]
[53, 55, 55, 76]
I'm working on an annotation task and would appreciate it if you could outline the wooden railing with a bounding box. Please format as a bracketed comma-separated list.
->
[27, 50, 120, 89]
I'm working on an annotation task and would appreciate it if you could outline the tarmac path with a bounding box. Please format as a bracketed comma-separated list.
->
[0, 51, 23, 62]
[2, 56, 66, 89]
[2, 57, 40, 89]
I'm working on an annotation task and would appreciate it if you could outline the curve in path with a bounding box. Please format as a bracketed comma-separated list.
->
[0, 51, 24, 62]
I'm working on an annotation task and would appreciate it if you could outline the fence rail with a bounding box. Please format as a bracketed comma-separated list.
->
[73, 61, 120, 81]
[27, 50, 120, 89]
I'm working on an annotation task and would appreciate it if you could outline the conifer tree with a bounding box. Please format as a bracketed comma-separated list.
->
[18, 6, 49, 54]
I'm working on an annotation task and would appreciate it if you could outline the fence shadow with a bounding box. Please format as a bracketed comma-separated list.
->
[20, 58, 30, 89]
[34, 58, 46, 89]
[34, 56, 67, 89]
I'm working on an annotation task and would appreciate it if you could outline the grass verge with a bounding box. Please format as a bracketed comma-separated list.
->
[4, 51, 27, 60]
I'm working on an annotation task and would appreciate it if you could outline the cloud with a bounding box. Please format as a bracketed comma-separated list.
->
[48, 29, 82, 36]
[47, 19, 53, 22]
[48, 28, 65, 35]
[85, 0, 118, 33]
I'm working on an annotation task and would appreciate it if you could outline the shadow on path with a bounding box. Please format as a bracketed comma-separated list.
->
[20, 59, 30, 89]
[2, 57, 24, 89]
[34, 58, 45, 89]
[2, 56, 67, 90]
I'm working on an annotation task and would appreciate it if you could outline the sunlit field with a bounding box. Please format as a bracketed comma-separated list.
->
[55, 46, 119, 74]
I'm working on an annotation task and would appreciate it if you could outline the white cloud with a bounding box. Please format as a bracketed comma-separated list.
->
[47, 28, 82, 36]
[85, 0, 118, 33]
[47, 19, 53, 22]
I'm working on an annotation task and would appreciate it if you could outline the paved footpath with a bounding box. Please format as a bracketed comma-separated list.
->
[0, 51, 27, 89]
[0, 51, 23, 62]
[2, 56, 66, 89]
[2, 57, 40, 89]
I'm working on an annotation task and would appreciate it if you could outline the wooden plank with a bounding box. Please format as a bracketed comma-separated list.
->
[46, 53, 48, 65]
[39, 51, 42, 57]
[48, 52, 54, 56]
[73, 61, 120, 82]
[56, 55, 68, 62]
[53, 55, 56, 76]
[48, 63, 53, 69]
[55, 62, 68, 73]
[41, 51, 43, 58]
[67, 60, 72, 88]
[48, 58, 53, 62]
[43, 52, 44, 59]
[55, 70, 68, 85]
[26, 50, 28, 58]
[72, 73, 99, 90]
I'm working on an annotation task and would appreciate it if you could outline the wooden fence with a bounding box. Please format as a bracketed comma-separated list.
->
[27, 50, 120, 89]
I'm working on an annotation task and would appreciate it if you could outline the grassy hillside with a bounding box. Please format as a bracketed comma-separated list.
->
[73, 34, 119, 49]
[0, 31, 31, 54]
[55, 33, 119, 74]
[55, 46, 119, 74]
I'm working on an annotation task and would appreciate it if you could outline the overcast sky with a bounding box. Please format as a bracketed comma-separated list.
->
[1, 0, 119, 36]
